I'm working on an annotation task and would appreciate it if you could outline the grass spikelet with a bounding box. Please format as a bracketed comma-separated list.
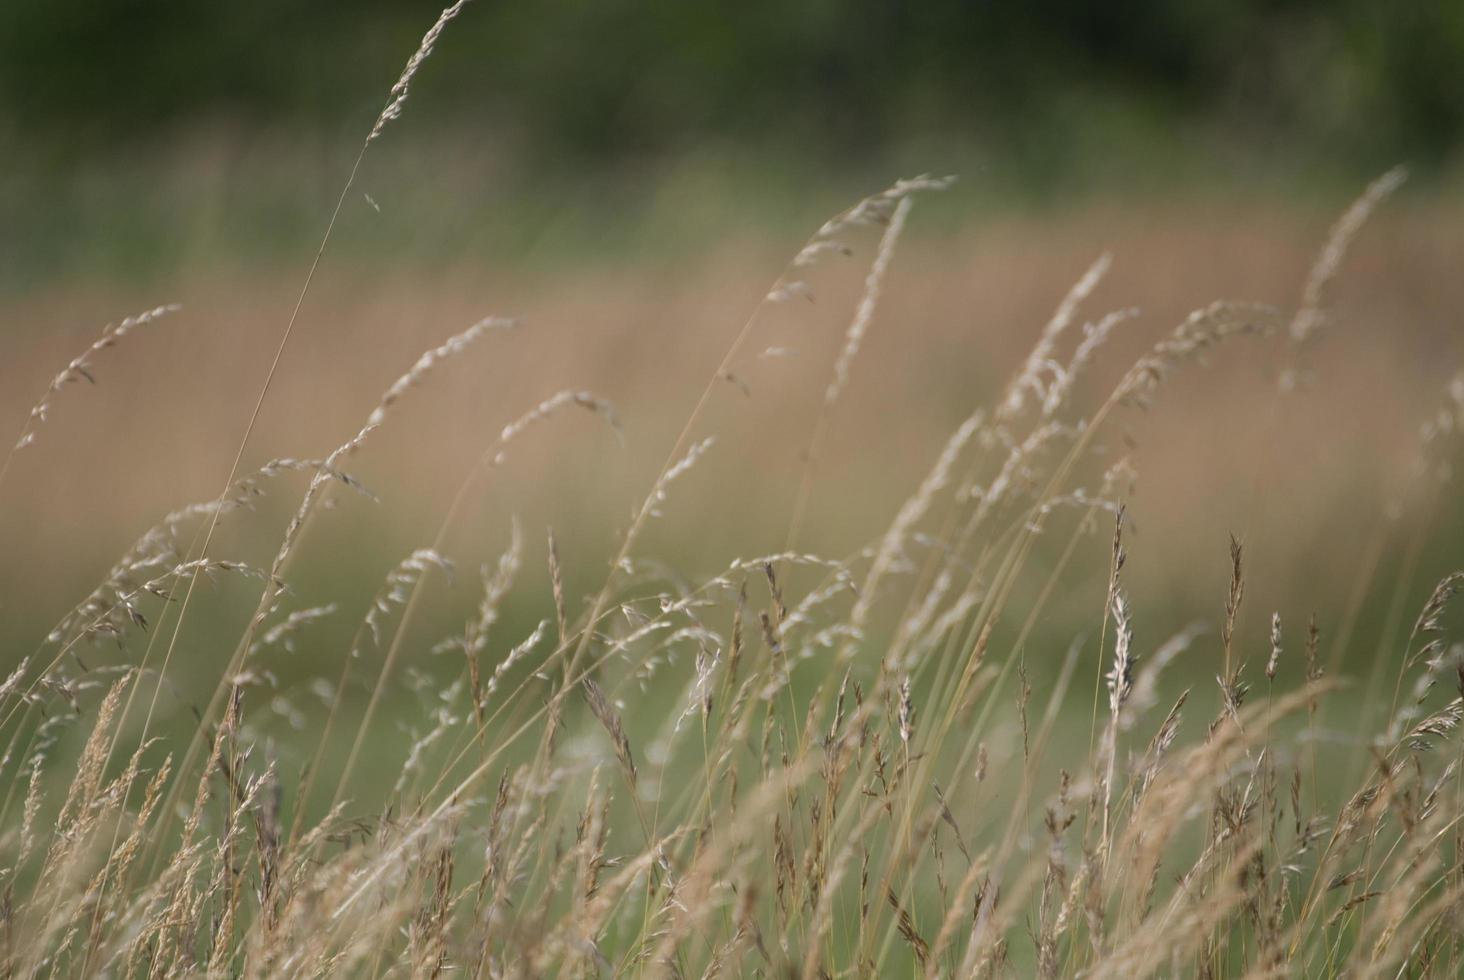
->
[547, 526, 568, 648]
[767, 175, 952, 305]
[1406, 698, 1462, 751]
[849, 410, 982, 655]
[1041, 306, 1140, 419]
[1105, 592, 1136, 718]
[253, 318, 512, 645]
[1410, 570, 1464, 654]
[1266, 611, 1282, 682]
[1290, 165, 1408, 345]
[1000, 253, 1110, 422]
[251, 604, 337, 659]
[1133, 690, 1188, 807]
[463, 521, 523, 659]
[824, 195, 913, 408]
[815, 174, 956, 240]
[1117, 302, 1278, 408]
[646, 436, 715, 519]
[368, 0, 474, 143]
[582, 677, 636, 791]
[886, 884, 931, 968]
[1, 301, 178, 492]
[346, 316, 519, 460]
[897, 674, 915, 747]
[6, 304, 180, 460]
[494, 389, 622, 465]
[366, 549, 454, 646]
[482, 619, 548, 707]
[1222, 533, 1245, 680]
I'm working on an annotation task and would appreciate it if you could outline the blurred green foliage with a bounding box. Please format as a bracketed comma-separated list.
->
[3, 1, 1463, 176]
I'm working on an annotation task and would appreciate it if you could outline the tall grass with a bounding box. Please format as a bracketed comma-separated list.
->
[1, 9, 1461, 978]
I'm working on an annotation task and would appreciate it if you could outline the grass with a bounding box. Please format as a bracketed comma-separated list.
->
[1, 7, 1463, 978]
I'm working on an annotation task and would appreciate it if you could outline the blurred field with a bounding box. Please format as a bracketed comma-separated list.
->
[3, 180, 1461, 673]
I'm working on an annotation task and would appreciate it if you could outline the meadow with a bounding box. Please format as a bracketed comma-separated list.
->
[2, 8, 1464, 978]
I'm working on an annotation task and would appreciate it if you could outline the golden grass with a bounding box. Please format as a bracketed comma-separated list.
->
[1, 6, 1463, 976]
[0, 167, 1460, 977]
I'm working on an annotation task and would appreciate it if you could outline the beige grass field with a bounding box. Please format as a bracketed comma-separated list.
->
[2, 11, 1464, 975]
[4, 189, 1458, 628]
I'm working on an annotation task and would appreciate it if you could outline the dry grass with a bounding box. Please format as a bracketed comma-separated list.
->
[1, 170, 1460, 980]
[2, 7, 1464, 978]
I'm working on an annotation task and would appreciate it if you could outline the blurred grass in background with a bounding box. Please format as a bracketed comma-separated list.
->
[2, 0, 1463, 829]
[7, 1, 1464, 170]
[5, 1, 1464, 290]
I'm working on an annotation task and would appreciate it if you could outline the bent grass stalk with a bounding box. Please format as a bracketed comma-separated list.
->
[126, 0, 481, 880]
